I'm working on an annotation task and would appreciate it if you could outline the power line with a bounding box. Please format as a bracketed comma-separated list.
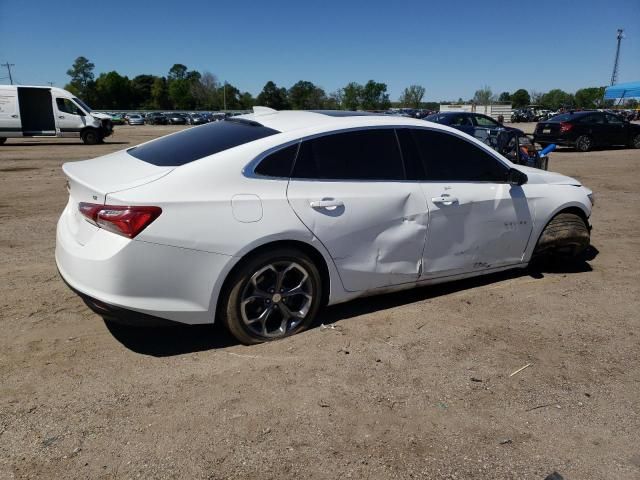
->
[1, 62, 14, 84]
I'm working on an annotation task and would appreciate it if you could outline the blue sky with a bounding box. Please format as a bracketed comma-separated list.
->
[1, 0, 638, 101]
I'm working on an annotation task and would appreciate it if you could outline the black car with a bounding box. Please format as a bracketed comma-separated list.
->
[145, 112, 168, 125]
[425, 112, 524, 145]
[165, 113, 188, 125]
[187, 114, 207, 125]
[534, 111, 640, 152]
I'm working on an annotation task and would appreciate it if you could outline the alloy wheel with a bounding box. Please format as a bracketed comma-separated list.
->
[240, 262, 314, 338]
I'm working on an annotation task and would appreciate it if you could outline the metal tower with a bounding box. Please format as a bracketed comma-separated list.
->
[610, 29, 624, 86]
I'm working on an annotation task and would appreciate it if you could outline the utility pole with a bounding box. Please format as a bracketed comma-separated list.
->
[1, 62, 14, 84]
[47, 81, 55, 87]
[610, 29, 624, 86]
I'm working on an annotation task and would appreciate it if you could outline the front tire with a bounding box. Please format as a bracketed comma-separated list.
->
[221, 248, 322, 345]
[81, 129, 100, 145]
[575, 134, 593, 152]
[631, 133, 640, 149]
[533, 212, 590, 261]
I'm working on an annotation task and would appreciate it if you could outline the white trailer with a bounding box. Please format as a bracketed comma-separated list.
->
[0, 85, 113, 145]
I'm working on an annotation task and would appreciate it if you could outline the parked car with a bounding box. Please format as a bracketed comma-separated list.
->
[109, 114, 126, 125]
[187, 114, 207, 125]
[534, 110, 640, 152]
[126, 114, 144, 126]
[56, 109, 593, 344]
[164, 112, 188, 125]
[425, 112, 524, 146]
[145, 112, 168, 125]
[0, 85, 112, 145]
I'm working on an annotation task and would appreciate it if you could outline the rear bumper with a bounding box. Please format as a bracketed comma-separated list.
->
[534, 134, 573, 146]
[55, 207, 235, 325]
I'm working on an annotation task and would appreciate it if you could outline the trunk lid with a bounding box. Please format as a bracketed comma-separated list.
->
[62, 150, 173, 245]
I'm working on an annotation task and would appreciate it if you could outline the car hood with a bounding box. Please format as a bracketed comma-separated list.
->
[92, 112, 112, 120]
[517, 166, 582, 186]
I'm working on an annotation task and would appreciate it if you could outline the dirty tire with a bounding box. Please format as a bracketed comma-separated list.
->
[81, 129, 100, 145]
[575, 135, 592, 152]
[533, 212, 590, 261]
[631, 133, 640, 149]
[221, 247, 322, 345]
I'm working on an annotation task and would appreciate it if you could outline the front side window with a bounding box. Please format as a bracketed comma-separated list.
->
[291, 129, 404, 180]
[605, 113, 624, 124]
[399, 128, 508, 182]
[56, 98, 82, 115]
[450, 115, 473, 126]
[474, 115, 500, 127]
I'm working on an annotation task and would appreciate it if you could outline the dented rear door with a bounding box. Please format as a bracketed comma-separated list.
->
[286, 129, 428, 292]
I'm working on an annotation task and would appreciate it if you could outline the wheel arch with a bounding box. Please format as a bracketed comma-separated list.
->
[213, 239, 336, 324]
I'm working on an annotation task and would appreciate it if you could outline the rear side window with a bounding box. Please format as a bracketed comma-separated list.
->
[254, 144, 298, 177]
[291, 129, 404, 180]
[578, 114, 604, 124]
[128, 119, 279, 166]
[399, 128, 508, 182]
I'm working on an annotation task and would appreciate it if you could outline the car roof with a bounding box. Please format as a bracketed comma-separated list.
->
[235, 109, 435, 134]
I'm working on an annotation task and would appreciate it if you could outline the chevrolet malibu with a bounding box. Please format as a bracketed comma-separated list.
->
[56, 108, 594, 344]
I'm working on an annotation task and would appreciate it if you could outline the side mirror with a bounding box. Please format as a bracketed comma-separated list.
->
[507, 168, 528, 185]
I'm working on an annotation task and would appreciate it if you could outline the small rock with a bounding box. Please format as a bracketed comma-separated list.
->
[318, 400, 330, 408]
[499, 439, 512, 445]
[470, 377, 483, 383]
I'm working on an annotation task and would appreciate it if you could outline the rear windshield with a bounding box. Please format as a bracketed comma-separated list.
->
[127, 119, 280, 166]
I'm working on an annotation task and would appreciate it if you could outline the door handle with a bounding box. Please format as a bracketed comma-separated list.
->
[58, 115, 65, 119]
[310, 199, 344, 210]
[432, 196, 458, 205]
[11, 114, 18, 118]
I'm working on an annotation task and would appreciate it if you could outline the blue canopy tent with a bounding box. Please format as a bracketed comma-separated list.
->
[604, 81, 640, 100]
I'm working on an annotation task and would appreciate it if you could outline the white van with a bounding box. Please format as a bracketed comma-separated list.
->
[0, 85, 113, 145]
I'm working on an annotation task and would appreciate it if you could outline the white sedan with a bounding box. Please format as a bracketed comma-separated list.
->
[56, 108, 593, 344]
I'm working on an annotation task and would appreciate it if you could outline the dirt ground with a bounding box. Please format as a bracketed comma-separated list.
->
[1, 123, 639, 480]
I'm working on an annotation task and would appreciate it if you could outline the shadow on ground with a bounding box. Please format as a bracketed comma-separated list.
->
[106, 246, 598, 357]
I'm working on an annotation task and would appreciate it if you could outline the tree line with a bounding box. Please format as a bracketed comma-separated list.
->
[64, 56, 632, 112]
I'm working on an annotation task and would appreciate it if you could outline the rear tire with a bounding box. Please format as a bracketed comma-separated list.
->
[631, 133, 640, 149]
[81, 129, 100, 145]
[221, 248, 323, 345]
[533, 212, 590, 261]
[575, 135, 593, 152]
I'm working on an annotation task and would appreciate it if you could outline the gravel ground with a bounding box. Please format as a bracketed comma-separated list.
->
[1, 124, 639, 479]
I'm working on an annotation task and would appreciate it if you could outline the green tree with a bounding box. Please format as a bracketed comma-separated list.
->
[256, 81, 289, 109]
[168, 64, 188, 81]
[191, 72, 219, 109]
[288, 81, 326, 109]
[399, 85, 426, 108]
[65, 56, 96, 104]
[219, 82, 243, 110]
[473, 85, 493, 106]
[498, 91, 511, 102]
[150, 77, 171, 109]
[239, 91, 255, 109]
[540, 89, 574, 110]
[510, 89, 530, 108]
[130, 74, 157, 108]
[360, 80, 390, 110]
[169, 79, 195, 109]
[574, 86, 606, 109]
[94, 71, 132, 109]
[341, 82, 362, 110]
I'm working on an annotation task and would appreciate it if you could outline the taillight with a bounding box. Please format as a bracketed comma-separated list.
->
[78, 202, 162, 238]
[560, 122, 573, 133]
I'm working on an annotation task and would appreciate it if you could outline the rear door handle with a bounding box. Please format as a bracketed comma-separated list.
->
[432, 196, 459, 205]
[11, 114, 18, 118]
[310, 199, 344, 210]
[58, 115, 65, 119]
